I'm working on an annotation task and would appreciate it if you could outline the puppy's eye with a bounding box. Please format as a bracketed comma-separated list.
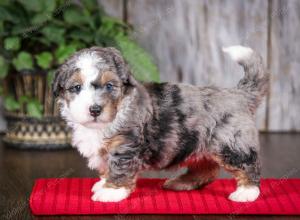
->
[68, 85, 81, 93]
[105, 83, 113, 92]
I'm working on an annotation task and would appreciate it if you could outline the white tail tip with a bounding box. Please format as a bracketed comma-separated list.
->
[222, 45, 253, 62]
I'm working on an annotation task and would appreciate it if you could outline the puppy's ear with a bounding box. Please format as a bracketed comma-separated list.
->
[52, 66, 64, 98]
[105, 47, 133, 85]
[126, 74, 139, 87]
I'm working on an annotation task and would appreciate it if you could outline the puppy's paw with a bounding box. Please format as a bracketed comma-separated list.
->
[91, 186, 130, 202]
[229, 185, 260, 202]
[91, 178, 106, 193]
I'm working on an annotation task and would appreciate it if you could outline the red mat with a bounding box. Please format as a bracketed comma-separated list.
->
[30, 178, 300, 215]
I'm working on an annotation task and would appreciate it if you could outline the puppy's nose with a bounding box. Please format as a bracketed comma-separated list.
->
[89, 105, 102, 117]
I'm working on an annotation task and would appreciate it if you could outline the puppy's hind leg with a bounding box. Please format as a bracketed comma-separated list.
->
[163, 156, 220, 191]
[217, 146, 261, 202]
[227, 165, 260, 202]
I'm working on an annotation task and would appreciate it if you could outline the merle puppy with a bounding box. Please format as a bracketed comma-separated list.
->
[52, 45, 269, 202]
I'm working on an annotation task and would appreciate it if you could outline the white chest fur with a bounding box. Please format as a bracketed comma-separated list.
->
[71, 124, 106, 170]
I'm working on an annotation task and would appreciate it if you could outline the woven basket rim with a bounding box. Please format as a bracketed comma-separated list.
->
[2, 137, 71, 149]
[4, 112, 63, 123]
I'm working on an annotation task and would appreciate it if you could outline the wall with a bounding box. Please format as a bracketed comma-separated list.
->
[1, 0, 299, 132]
[99, 0, 300, 132]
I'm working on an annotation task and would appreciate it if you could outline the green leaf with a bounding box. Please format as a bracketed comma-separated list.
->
[63, 6, 85, 25]
[26, 99, 43, 119]
[0, 56, 9, 79]
[30, 12, 50, 25]
[4, 37, 21, 51]
[0, 3, 29, 24]
[80, 0, 98, 12]
[12, 51, 34, 71]
[54, 44, 77, 64]
[114, 35, 160, 82]
[69, 40, 86, 50]
[35, 52, 53, 69]
[94, 33, 114, 46]
[69, 29, 93, 43]
[42, 0, 56, 13]
[41, 25, 65, 44]
[19, 95, 30, 104]
[99, 16, 127, 36]
[4, 95, 20, 111]
[0, 0, 10, 6]
[11, 24, 27, 35]
[35, 37, 52, 47]
[0, 21, 3, 34]
[19, 0, 56, 13]
[19, 0, 43, 12]
[0, 5, 15, 22]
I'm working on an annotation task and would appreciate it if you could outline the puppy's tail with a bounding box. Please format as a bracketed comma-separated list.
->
[222, 45, 270, 107]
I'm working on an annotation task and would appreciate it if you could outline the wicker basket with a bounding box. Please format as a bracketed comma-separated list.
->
[3, 113, 72, 149]
[2, 71, 72, 149]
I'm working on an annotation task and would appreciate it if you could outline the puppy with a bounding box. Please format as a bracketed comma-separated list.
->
[52, 45, 269, 203]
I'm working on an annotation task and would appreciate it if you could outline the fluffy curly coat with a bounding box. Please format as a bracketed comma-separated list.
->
[53, 45, 269, 203]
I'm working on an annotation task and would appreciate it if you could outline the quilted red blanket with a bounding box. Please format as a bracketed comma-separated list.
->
[30, 178, 300, 215]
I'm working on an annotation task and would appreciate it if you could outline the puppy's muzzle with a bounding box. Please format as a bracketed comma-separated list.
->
[89, 105, 102, 117]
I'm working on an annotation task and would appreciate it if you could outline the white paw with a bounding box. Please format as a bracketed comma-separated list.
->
[91, 178, 106, 193]
[91, 186, 130, 202]
[229, 185, 260, 202]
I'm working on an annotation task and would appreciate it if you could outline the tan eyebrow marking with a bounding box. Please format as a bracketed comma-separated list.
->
[66, 71, 83, 89]
[100, 71, 120, 86]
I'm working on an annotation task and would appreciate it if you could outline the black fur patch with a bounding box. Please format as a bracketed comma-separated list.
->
[220, 113, 233, 124]
[167, 86, 199, 166]
[148, 82, 168, 100]
[206, 127, 211, 137]
[175, 109, 186, 124]
[144, 84, 200, 167]
[167, 129, 199, 167]
[234, 130, 242, 138]
[221, 145, 257, 169]
[170, 85, 183, 107]
[145, 83, 183, 165]
[203, 101, 211, 112]
[215, 112, 233, 128]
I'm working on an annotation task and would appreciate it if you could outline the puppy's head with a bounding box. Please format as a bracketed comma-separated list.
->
[52, 47, 136, 129]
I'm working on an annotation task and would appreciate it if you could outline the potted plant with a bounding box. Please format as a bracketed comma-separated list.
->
[0, 0, 159, 149]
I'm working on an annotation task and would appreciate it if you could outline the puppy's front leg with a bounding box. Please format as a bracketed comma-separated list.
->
[91, 177, 133, 202]
[92, 137, 140, 202]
